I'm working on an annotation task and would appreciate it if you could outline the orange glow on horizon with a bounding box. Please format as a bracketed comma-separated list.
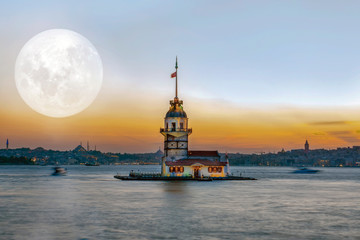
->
[2, 95, 360, 153]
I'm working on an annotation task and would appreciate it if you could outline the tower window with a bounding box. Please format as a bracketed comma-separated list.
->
[180, 122, 184, 130]
[172, 122, 176, 131]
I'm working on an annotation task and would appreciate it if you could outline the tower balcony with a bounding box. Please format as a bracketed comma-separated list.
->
[160, 128, 192, 137]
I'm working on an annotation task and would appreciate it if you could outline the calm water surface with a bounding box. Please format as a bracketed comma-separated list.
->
[0, 166, 360, 240]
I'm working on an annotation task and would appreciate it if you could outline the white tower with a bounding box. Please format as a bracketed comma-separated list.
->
[160, 58, 192, 175]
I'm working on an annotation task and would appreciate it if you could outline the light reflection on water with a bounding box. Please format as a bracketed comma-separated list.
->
[0, 166, 360, 240]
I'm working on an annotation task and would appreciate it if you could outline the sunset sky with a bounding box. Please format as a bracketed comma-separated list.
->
[2, 1, 360, 153]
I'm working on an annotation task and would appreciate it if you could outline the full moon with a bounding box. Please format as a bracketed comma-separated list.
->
[15, 29, 103, 118]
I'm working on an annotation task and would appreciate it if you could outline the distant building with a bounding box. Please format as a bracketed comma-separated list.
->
[155, 147, 163, 157]
[305, 140, 309, 154]
[6, 139, 9, 150]
[73, 145, 87, 153]
[160, 58, 229, 178]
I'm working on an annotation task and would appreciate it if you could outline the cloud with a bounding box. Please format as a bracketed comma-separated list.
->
[327, 130, 360, 143]
[328, 131, 351, 135]
[308, 121, 350, 126]
[312, 132, 326, 136]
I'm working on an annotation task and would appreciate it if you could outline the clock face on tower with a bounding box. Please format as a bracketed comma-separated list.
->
[167, 142, 176, 148]
[178, 142, 187, 148]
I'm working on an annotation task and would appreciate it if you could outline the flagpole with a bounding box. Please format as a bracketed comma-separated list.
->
[175, 56, 178, 99]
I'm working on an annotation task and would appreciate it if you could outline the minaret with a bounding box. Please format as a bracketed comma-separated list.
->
[305, 139, 309, 154]
[6, 139, 9, 150]
[160, 57, 192, 176]
[87, 141, 89, 151]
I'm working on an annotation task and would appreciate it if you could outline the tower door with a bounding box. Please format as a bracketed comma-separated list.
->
[193, 168, 200, 178]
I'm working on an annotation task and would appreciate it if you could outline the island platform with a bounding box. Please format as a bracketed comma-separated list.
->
[114, 173, 256, 181]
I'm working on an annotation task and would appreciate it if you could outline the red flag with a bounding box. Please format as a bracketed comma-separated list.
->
[171, 72, 177, 78]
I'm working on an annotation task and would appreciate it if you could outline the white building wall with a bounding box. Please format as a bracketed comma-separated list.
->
[164, 117, 188, 130]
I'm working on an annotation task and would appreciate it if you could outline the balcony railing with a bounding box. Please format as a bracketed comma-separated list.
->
[160, 128, 192, 134]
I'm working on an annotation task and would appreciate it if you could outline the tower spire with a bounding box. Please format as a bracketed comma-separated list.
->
[175, 56, 178, 99]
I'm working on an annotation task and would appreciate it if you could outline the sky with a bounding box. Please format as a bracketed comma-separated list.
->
[2, 0, 360, 153]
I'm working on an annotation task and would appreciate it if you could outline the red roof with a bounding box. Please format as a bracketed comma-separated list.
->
[188, 151, 219, 157]
[165, 159, 226, 166]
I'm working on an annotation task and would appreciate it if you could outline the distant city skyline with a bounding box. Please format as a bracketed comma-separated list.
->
[2, 132, 360, 154]
[2, 1, 360, 153]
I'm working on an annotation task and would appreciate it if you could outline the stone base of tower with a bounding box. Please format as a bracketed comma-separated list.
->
[161, 156, 166, 176]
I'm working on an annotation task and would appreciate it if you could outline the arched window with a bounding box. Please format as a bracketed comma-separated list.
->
[180, 166, 184, 173]
[217, 167, 222, 173]
[208, 167, 212, 173]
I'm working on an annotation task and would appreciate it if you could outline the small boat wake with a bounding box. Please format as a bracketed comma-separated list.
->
[292, 167, 319, 174]
[52, 167, 67, 176]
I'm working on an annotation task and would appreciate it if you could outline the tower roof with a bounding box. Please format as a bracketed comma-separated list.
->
[188, 151, 220, 157]
[166, 99, 187, 118]
[165, 159, 227, 166]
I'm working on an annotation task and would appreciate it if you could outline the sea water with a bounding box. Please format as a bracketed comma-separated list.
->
[0, 166, 359, 240]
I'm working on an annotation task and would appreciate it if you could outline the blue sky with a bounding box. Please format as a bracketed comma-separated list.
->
[2, 0, 360, 109]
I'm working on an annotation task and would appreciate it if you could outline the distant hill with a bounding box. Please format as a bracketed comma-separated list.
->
[1, 145, 360, 167]
[0, 156, 34, 165]
[0, 147, 163, 165]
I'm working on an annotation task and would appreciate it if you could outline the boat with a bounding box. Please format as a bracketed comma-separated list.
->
[292, 167, 319, 174]
[85, 163, 100, 166]
[52, 167, 67, 176]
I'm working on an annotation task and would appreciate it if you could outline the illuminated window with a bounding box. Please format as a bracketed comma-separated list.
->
[170, 166, 184, 173]
[208, 167, 222, 173]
